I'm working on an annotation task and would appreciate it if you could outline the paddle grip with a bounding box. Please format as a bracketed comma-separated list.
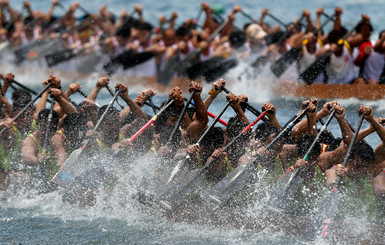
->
[196, 101, 231, 146]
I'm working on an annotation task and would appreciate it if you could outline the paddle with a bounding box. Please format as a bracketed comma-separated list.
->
[167, 90, 196, 147]
[163, 100, 231, 188]
[270, 14, 335, 78]
[267, 109, 337, 213]
[159, 16, 231, 85]
[312, 113, 365, 239]
[51, 90, 121, 185]
[205, 107, 309, 206]
[158, 108, 267, 211]
[0, 83, 52, 135]
[299, 22, 360, 85]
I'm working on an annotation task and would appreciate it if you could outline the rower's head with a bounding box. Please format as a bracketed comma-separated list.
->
[36, 109, 59, 138]
[225, 117, 250, 150]
[254, 123, 279, 146]
[229, 30, 246, 50]
[138, 22, 153, 45]
[327, 27, 348, 56]
[163, 29, 176, 47]
[62, 113, 87, 147]
[296, 135, 321, 162]
[245, 24, 267, 46]
[98, 105, 121, 139]
[12, 89, 34, 133]
[347, 142, 374, 175]
[200, 126, 224, 155]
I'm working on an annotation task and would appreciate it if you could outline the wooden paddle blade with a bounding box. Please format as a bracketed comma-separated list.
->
[267, 169, 303, 213]
[157, 54, 180, 86]
[158, 168, 205, 211]
[270, 46, 302, 78]
[45, 48, 77, 67]
[51, 148, 83, 185]
[204, 162, 255, 206]
[299, 51, 332, 85]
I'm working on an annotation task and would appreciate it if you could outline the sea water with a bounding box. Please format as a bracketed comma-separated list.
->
[2, 0, 385, 244]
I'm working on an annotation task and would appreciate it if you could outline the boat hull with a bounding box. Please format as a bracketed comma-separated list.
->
[272, 82, 385, 100]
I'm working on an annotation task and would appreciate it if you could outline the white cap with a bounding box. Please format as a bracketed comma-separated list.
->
[246, 24, 267, 40]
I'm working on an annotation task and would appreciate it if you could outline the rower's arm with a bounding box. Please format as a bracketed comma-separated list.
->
[35, 90, 48, 117]
[51, 88, 77, 117]
[257, 9, 268, 28]
[335, 106, 353, 146]
[0, 94, 13, 117]
[317, 143, 347, 172]
[303, 9, 314, 32]
[21, 137, 39, 165]
[24, 1, 34, 19]
[292, 100, 317, 143]
[203, 79, 226, 110]
[52, 133, 67, 167]
[347, 15, 371, 48]
[116, 83, 148, 121]
[185, 83, 208, 142]
[87, 77, 109, 101]
[374, 32, 385, 52]
[332, 7, 342, 33]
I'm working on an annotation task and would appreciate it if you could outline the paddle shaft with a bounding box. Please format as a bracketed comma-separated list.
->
[11, 79, 54, 103]
[266, 107, 309, 151]
[0, 83, 52, 135]
[81, 90, 120, 150]
[196, 101, 231, 146]
[267, 13, 289, 29]
[190, 101, 228, 126]
[221, 87, 269, 122]
[128, 99, 175, 144]
[105, 85, 125, 110]
[304, 110, 336, 161]
[167, 91, 196, 147]
[317, 113, 365, 238]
